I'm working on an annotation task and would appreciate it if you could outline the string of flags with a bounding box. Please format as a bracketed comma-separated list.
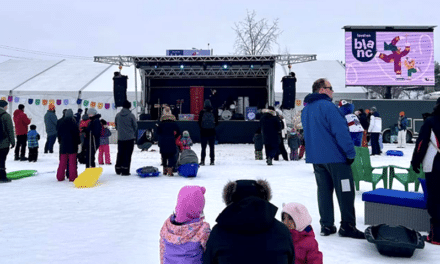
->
[0, 96, 138, 110]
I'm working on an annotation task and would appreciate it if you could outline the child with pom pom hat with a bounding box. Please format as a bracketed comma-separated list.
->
[282, 202, 323, 264]
[160, 186, 211, 264]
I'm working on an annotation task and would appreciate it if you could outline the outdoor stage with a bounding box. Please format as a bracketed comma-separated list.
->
[138, 120, 260, 144]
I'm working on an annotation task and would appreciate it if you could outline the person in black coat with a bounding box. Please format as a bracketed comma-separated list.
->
[83, 108, 101, 168]
[357, 109, 369, 147]
[198, 99, 219, 165]
[259, 107, 281, 165]
[203, 179, 295, 264]
[411, 98, 440, 245]
[157, 113, 180, 176]
[253, 127, 263, 160]
[274, 111, 288, 161]
[56, 109, 80, 181]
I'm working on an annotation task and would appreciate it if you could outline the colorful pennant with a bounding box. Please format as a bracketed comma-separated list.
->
[28, 99, 33, 105]
[98, 103, 103, 109]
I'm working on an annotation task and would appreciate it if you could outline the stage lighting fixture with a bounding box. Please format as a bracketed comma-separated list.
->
[250, 65, 254, 69]
[222, 64, 228, 70]
[154, 65, 158, 69]
[180, 65, 184, 70]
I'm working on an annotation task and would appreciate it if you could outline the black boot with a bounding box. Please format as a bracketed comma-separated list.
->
[426, 219, 440, 245]
[210, 160, 215, 165]
[0, 168, 11, 183]
[14, 155, 19, 161]
[199, 161, 205, 166]
[338, 223, 365, 239]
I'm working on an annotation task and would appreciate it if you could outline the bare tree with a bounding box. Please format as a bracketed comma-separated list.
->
[233, 10, 282, 55]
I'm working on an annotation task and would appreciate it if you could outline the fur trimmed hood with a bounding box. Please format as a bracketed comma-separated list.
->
[222, 179, 272, 206]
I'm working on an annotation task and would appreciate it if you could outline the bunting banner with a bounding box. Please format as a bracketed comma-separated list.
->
[56, 99, 62, 105]
[112, 103, 116, 110]
[1, 97, 6, 101]
[133, 101, 137, 107]
[7, 96, 13, 102]
[35, 99, 40, 105]
[28, 99, 33, 105]
[49, 99, 55, 105]
[77, 99, 82, 105]
[105, 103, 110, 109]
[64, 99, 69, 105]
[83, 100, 89, 107]
[42, 100, 48, 106]
[98, 103, 103, 109]
[90, 102, 96, 108]
[14, 97, 19, 103]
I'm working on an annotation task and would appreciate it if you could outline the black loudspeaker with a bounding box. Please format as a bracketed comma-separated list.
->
[113, 74, 128, 107]
[282, 76, 296, 109]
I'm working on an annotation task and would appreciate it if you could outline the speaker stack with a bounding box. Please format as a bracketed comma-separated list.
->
[282, 75, 297, 109]
[113, 72, 128, 107]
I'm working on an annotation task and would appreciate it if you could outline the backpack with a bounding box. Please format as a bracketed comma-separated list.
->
[201, 111, 215, 129]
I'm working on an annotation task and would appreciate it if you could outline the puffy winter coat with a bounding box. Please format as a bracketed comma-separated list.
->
[0, 108, 15, 149]
[13, 109, 31, 135]
[260, 110, 281, 148]
[44, 110, 58, 136]
[398, 116, 408, 131]
[203, 197, 295, 264]
[160, 215, 210, 264]
[368, 112, 382, 133]
[57, 109, 80, 154]
[198, 107, 218, 137]
[411, 107, 440, 173]
[289, 227, 323, 264]
[301, 93, 356, 164]
[157, 119, 180, 155]
[115, 108, 137, 141]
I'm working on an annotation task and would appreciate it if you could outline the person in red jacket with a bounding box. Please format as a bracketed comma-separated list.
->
[282, 202, 323, 264]
[13, 104, 31, 161]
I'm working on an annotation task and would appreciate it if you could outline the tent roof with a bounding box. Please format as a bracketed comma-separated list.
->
[275, 60, 366, 94]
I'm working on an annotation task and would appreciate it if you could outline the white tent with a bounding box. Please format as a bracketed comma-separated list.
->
[0, 59, 141, 137]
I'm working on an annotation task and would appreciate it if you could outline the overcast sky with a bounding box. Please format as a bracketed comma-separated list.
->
[1, 0, 439, 64]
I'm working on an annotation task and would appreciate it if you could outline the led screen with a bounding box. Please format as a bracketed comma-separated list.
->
[345, 31, 434, 86]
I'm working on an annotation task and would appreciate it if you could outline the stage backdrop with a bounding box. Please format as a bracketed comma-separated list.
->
[190, 86, 204, 120]
[345, 30, 434, 86]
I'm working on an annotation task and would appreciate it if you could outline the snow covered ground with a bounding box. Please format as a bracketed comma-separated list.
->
[1, 142, 438, 264]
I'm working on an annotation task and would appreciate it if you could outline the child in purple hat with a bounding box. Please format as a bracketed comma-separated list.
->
[160, 185, 211, 264]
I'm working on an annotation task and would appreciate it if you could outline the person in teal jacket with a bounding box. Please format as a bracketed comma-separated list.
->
[301, 78, 364, 239]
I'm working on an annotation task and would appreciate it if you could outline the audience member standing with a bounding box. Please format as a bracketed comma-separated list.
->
[115, 101, 137, 176]
[198, 99, 218, 166]
[397, 111, 408, 148]
[0, 100, 15, 183]
[357, 109, 369, 147]
[27, 125, 40, 162]
[74, 108, 83, 126]
[98, 119, 112, 165]
[368, 106, 382, 156]
[339, 101, 363, 147]
[44, 104, 57, 153]
[83, 108, 101, 168]
[13, 104, 31, 161]
[274, 110, 289, 161]
[260, 107, 281, 166]
[411, 98, 440, 245]
[56, 109, 80, 181]
[301, 78, 364, 239]
[157, 109, 180, 176]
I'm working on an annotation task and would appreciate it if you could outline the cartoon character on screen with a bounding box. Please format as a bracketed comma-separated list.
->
[403, 57, 421, 80]
[376, 35, 410, 80]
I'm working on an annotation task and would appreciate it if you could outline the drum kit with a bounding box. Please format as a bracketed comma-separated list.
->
[220, 102, 236, 120]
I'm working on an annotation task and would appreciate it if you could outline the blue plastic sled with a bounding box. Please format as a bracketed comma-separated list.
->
[178, 163, 199, 178]
[136, 167, 160, 177]
[386, 150, 404, 156]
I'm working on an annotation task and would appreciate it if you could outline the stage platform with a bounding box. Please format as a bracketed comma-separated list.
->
[138, 120, 260, 144]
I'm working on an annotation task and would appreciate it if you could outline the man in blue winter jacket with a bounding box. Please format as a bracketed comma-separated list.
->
[301, 78, 365, 239]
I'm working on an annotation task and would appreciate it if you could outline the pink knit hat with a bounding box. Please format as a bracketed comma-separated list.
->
[175, 186, 206, 223]
[282, 202, 312, 232]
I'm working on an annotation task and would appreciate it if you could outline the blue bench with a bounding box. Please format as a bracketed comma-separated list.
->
[362, 188, 430, 232]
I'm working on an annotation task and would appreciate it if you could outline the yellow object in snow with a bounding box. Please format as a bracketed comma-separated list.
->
[74, 167, 103, 188]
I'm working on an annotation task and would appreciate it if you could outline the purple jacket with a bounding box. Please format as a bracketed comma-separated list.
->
[160, 215, 211, 264]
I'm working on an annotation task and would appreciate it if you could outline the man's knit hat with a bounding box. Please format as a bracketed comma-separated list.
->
[338, 100, 348, 107]
[88, 108, 98, 116]
[182, 130, 190, 137]
[175, 185, 206, 223]
[282, 202, 312, 232]
[0, 100, 8, 108]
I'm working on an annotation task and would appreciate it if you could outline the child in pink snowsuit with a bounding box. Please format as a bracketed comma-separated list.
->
[282, 202, 323, 264]
[160, 186, 211, 264]
[98, 119, 111, 165]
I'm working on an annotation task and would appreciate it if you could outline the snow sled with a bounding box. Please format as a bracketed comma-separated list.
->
[136, 166, 160, 177]
[74, 167, 103, 188]
[178, 163, 199, 178]
[386, 150, 404, 156]
[6, 170, 37, 180]
[365, 224, 424, 258]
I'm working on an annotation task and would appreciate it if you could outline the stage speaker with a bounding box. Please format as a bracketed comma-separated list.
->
[113, 73, 128, 107]
[282, 76, 296, 109]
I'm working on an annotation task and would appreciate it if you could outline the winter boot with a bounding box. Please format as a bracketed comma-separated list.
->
[0, 168, 11, 183]
[320, 225, 337, 236]
[163, 166, 168, 176]
[426, 219, 440, 245]
[199, 160, 205, 166]
[267, 158, 273, 166]
[167, 167, 174, 176]
[338, 223, 365, 239]
[255, 151, 263, 160]
[210, 159, 215, 165]
[14, 155, 19, 161]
